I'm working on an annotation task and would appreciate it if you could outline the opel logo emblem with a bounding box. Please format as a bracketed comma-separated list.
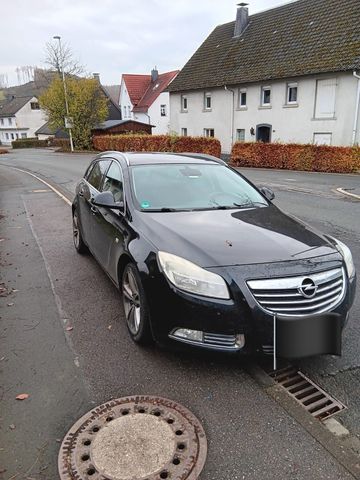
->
[298, 278, 318, 298]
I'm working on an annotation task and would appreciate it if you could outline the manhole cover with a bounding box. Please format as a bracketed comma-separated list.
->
[58, 396, 207, 480]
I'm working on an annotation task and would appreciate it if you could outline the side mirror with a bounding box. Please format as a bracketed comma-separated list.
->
[92, 191, 124, 210]
[260, 186, 275, 201]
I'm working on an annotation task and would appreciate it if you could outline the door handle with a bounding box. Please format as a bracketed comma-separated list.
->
[79, 190, 84, 197]
[91, 206, 98, 214]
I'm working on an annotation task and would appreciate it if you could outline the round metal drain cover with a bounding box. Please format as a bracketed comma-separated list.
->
[58, 396, 207, 480]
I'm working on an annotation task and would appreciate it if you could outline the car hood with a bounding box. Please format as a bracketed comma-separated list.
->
[136, 205, 338, 268]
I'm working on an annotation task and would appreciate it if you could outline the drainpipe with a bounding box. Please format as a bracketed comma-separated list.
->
[224, 85, 235, 151]
[352, 71, 360, 145]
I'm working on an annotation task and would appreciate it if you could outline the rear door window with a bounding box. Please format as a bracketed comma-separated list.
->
[87, 160, 111, 190]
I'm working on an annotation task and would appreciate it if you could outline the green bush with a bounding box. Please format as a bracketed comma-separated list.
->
[12, 137, 49, 149]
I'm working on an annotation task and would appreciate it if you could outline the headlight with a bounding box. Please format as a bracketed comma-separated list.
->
[332, 238, 355, 278]
[158, 251, 230, 299]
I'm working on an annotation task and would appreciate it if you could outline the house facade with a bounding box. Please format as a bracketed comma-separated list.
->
[168, 0, 360, 154]
[120, 69, 179, 134]
[0, 96, 47, 145]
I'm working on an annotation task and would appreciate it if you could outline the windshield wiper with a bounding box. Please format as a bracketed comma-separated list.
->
[233, 201, 267, 208]
[142, 207, 181, 212]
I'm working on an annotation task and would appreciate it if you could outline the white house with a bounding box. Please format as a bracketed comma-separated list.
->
[168, 0, 360, 154]
[0, 95, 47, 145]
[120, 68, 179, 134]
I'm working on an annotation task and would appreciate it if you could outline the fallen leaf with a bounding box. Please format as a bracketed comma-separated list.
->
[108, 325, 112, 330]
[9, 424, 15, 430]
[7, 303, 14, 307]
[65, 326, 73, 332]
[16, 393, 29, 400]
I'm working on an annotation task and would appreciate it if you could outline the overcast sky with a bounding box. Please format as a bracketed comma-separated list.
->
[1, 0, 291, 87]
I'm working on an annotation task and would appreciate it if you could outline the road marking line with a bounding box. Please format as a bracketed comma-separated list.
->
[10, 167, 72, 206]
[336, 187, 360, 201]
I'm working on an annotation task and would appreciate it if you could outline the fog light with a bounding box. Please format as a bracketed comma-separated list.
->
[173, 328, 203, 342]
[235, 334, 245, 349]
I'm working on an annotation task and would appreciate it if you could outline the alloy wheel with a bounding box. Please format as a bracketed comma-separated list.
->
[73, 212, 80, 249]
[122, 269, 142, 335]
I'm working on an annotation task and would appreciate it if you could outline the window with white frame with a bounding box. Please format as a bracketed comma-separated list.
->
[313, 132, 332, 145]
[5, 133, 9, 139]
[16, 133, 19, 139]
[238, 88, 247, 108]
[181, 95, 188, 111]
[0, 118, 4, 125]
[287, 83, 298, 104]
[236, 129, 246, 142]
[8, 118, 12, 125]
[128, 106, 131, 118]
[30, 102, 40, 110]
[314, 79, 337, 119]
[160, 104, 167, 116]
[11, 133, 14, 139]
[123, 106, 127, 118]
[261, 86, 271, 106]
[204, 92, 212, 110]
[181, 128, 188, 136]
[21, 133, 27, 139]
[203, 128, 214, 138]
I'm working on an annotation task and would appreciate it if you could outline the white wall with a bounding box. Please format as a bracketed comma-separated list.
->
[0, 97, 47, 145]
[16, 97, 47, 137]
[170, 72, 359, 153]
[119, 79, 133, 120]
[148, 92, 171, 135]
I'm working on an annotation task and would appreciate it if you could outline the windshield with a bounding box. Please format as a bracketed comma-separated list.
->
[131, 163, 268, 211]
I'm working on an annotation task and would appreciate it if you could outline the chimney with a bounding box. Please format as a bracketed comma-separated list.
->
[93, 72, 100, 83]
[234, 3, 249, 37]
[151, 67, 158, 83]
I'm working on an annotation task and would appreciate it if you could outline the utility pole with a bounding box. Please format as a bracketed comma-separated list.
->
[53, 35, 74, 152]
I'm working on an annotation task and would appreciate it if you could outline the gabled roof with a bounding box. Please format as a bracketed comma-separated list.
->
[122, 71, 179, 112]
[94, 119, 154, 130]
[0, 96, 34, 117]
[122, 74, 152, 105]
[168, 0, 360, 92]
[103, 85, 120, 104]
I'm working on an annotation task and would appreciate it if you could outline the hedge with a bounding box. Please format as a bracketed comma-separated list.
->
[49, 138, 71, 151]
[12, 137, 49, 149]
[93, 134, 221, 158]
[230, 142, 360, 174]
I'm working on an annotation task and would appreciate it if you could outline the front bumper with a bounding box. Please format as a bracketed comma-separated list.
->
[143, 254, 356, 357]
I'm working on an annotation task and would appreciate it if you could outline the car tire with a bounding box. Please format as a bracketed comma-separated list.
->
[121, 263, 153, 345]
[72, 209, 88, 254]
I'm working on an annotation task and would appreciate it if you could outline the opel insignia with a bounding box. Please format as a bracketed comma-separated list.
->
[72, 152, 356, 357]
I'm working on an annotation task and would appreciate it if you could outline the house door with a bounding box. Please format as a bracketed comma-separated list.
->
[256, 124, 272, 143]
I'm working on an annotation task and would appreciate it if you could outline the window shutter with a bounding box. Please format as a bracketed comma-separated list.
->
[315, 79, 337, 118]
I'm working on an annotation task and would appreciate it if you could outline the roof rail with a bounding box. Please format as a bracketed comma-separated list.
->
[96, 150, 130, 166]
[167, 152, 225, 165]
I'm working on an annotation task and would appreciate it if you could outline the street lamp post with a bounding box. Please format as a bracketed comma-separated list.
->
[53, 35, 74, 152]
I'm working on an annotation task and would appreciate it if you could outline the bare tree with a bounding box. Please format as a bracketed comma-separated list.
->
[44, 40, 84, 77]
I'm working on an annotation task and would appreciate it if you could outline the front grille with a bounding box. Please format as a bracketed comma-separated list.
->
[247, 268, 345, 316]
[203, 332, 237, 349]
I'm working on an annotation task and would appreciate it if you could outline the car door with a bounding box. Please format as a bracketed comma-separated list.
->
[90, 160, 126, 281]
[78, 159, 111, 251]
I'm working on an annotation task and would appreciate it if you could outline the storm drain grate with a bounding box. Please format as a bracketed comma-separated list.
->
[269, 366, 346, 420]
[58, 395, 207, 480]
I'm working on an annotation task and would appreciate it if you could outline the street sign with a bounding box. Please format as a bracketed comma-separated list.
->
[65, 116, 73, 128]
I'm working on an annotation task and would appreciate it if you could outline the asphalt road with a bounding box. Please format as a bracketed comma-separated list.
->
[0, 148, 359, 480]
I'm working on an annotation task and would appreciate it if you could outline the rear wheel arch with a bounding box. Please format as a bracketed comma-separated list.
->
[117, 254, 134, 286]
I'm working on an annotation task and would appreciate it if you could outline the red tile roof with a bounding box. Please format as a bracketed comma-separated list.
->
[122, 71, 179, 112]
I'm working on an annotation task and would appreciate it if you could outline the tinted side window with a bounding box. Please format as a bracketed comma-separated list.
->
[101, 161, 124, 203]
[87, 160, 111, 190]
